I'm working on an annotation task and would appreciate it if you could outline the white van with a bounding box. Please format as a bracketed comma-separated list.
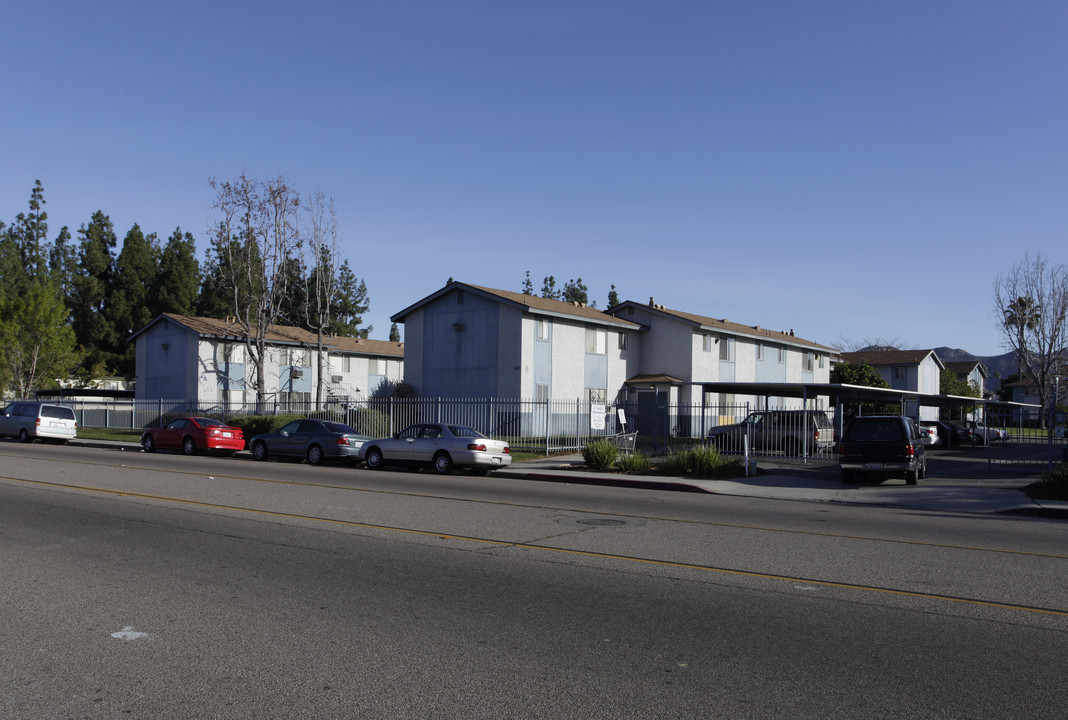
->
[0, 402, 78, 443]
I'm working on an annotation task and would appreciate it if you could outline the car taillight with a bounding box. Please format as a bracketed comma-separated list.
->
[503, 447, 510, 454]
[905, 444, 915, 458]
[468, 443, 487, 451]
[337, 437, 351, 445]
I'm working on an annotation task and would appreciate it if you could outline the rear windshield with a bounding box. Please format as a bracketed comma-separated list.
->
[41, 405, 76, 420]
[448, 425, 486, 439]
[844, 419, 906, 442]
[323, 422, 356, 434]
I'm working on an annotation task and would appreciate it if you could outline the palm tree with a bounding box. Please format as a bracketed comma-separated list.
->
[1005, 296, 1041, 374]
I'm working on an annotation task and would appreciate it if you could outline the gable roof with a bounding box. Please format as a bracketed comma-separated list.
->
[943, 360, 987, 378]
[129, 314, 404, 358]
[609, 300, 836, 353]
[839, 349, 946, 370]
[391, 281, 642, 330]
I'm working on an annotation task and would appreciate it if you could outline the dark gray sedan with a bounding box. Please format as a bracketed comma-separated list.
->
[249, 419, 371, 465]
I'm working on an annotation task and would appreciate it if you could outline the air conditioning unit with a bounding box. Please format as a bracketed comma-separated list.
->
[291, 369, 304, 379]
[331, 375, 343, 383]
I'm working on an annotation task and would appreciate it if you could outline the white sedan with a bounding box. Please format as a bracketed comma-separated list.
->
[360, 422, 512, 474]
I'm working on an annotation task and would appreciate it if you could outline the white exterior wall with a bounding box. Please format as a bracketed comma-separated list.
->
[918, 356, 941, 394]
[549, 320, 588, 400]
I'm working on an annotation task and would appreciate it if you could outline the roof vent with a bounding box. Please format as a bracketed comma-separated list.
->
[649, 297, 655, 306]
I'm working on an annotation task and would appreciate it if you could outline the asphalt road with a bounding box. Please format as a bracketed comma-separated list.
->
[2, 441, 1066, 719]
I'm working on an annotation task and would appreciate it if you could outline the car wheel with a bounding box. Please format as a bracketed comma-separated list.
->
[307, 444, 324, 465]
[906, 468, 919, 485]
[433, 452, 453, 475]
[365, 446, 385, 470]
[252, 441, 269, 461]
[18, 428, 30, 443]
[918, 459, 927, 480]
[142, 435, 156, 453]
[182, 436, 197, 455]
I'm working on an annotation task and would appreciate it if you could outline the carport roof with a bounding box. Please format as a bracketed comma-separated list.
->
[696, 382, 1039, 411]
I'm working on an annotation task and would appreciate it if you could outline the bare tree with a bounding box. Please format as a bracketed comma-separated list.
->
[304, 189, 341, 406]
[993, 253, 1068, 426]
[208, 174, 302, 409]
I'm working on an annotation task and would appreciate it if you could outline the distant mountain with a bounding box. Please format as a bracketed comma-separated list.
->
[935, 347, 1017, 391]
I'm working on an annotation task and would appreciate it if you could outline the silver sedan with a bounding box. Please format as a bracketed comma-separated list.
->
[360, 422, 512, 475]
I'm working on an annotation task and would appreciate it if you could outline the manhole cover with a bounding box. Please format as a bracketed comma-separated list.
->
[575, 518, 627, 527]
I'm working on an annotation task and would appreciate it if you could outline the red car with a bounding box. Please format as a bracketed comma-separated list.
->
[141, 417, 245, 456]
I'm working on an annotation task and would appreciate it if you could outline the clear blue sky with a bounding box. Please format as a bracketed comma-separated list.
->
[4, 0, 1066, 357]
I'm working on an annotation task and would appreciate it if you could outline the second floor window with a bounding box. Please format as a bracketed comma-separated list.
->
[719, 337, 734, 362]
[585, 328, 606, 355]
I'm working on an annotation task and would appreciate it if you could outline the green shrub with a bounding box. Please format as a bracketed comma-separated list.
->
[617, 452, 651, 473]
[652, 445, 745, 478]
[582, 439, 618, 470]
[226, 414, 303, 438]
[347, 407, 392, 438]
[1039, 463, 1068, 499]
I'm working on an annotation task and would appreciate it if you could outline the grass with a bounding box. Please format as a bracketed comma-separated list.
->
[75, 427, 143, 443]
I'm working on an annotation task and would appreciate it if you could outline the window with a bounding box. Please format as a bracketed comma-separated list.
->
[778, 347, 786, 364]
[894, 367, 905, 379]
[703, 334, 713, 353]
[719, 337, 734, 362]
[805, 352, 815, 371]
[757, 344, 765, 361]
[536, 319, 550, 341]
[819, 354, 826, 369]
[535, 383, 549, 401]
[618, 332, 628, 351]
[342, 356, 351, 373]
[369, 358, 385, 375]
[585, 328, 606, 355]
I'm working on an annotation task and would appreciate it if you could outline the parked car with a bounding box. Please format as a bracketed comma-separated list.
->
[707, 410, 835, 455]
[964, 420, 1008, 445]
[946, 421, 974, 446]
[0, 402, 77, 444]
[360, 422, 512, 474]
[250, 419, 370, 465]
[141, 417, 245, 455]
[918, 423, 940, 447]
[839, 415, 927, 485]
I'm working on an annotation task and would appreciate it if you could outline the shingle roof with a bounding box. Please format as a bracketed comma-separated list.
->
[611, 301, 836, 352]
[944, 360, 986, 377]
[840, 349, 941, 366]
[392, 281, 642, 329]
[142, 314, 403, 357]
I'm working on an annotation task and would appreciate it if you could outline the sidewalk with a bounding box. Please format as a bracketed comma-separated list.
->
[498, 454, 1068, 518]
[70, 439, 1068, 518]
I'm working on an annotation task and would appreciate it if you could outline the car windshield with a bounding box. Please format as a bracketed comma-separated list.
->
[448, 425, 486, 438]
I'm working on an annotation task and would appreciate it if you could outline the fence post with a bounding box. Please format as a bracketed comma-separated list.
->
[544, 400, 550, 457]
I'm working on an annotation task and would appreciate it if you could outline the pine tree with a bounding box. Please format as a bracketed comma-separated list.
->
[389, 322, 401, 342]
[153, 227, 201, 316]
[521, 271, 534, 295]
[608, 284, 619, 308]
[107, 224, 161, 374]
[331, 260, 371, 338]
[70, 211, 118, 373]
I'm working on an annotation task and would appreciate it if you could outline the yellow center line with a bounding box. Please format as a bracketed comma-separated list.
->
[5, 474, 1067, 618]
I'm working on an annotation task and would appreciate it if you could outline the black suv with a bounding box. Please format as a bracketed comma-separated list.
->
[838, 416, 926, 485]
